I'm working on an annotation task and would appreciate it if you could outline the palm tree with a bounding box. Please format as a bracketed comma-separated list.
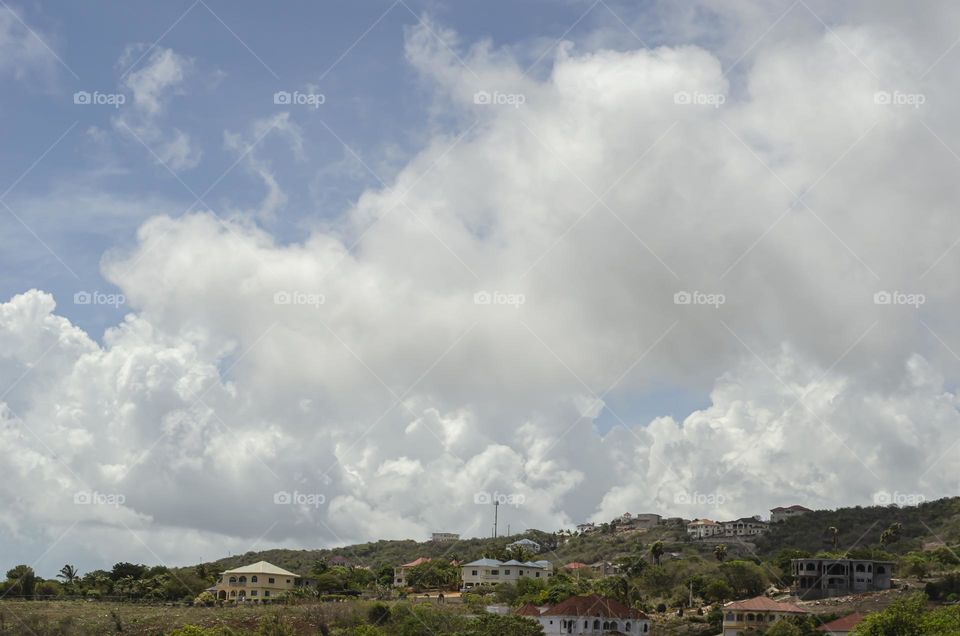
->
[714, 544, 727, 562]
[650, 541, 665, 567]
[828, 526, 840, 551]
[57, 564, 79, 585]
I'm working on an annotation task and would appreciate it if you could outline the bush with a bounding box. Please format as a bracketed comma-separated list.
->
[194, 591, 216, 607]
[367, 602, 391, 625]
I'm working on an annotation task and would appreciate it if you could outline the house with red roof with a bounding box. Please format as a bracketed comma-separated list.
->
[518, 593, 650, 634]
[393, 557, 431, 587]
[817, 612, 867, 635]
[721, 596, 807, 636]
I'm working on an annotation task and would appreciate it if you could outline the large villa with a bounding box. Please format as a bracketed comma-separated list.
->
[210, 560, 300, 603]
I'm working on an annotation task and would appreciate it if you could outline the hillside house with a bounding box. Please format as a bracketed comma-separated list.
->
[461, 558, 553, 589]
[770, 505, 813, 523]
[791, 558, 893, 599]
[393, 557, 431, 587]
[521, 593, 651, 634]
[721, 596, 807, 636]
[506, 538, 542, 553]
[211, 561, 299, 603]
[431, 532, 460, 542]
[686, 519, 723, 539]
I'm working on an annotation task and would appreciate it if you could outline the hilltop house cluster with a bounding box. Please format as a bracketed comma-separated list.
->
[574, 505, 813, 541]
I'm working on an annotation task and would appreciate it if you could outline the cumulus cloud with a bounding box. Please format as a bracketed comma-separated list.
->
[4, 4, 960, 572]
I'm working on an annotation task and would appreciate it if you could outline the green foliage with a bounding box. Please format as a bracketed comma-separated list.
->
[194, 591, 216, 607]
[256, 611, 296, 636]
[405, 560, 458, 591]
[925, 572, 960, 600]
[718, 560, 767, 597]
[765, 620, 804, 636]
[367, 602, 391, 625]
[850, 593, 960, 636]
[5, 565, 37, 598]
[456, 614, 545, 635]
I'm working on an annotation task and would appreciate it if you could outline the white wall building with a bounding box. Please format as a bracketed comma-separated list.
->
[461, 558, 553, 589]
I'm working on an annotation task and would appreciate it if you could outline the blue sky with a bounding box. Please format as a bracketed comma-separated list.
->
[3, 0, 960, 576]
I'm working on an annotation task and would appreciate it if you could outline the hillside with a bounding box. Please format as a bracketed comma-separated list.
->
[754, 497, 960, 557]
[179, 497, 960, 578]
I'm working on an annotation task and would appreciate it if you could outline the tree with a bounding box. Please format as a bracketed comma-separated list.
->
[57, 564, 79, 585]
[718, 561, 767, 597]
[505, 545, 534, 562]
[880, 522, 903, 547]
[853, 592, 927, 636]
[405, 560, 458, 591]
[460, 614, 545, 635]
[828, 527, 840, 551]
[765, 620, 804, 636]
[714, 544, 727, 562]
[650, 541, 665, 567]
[111, 562, 147, 581]
[5, 565, 37, 598]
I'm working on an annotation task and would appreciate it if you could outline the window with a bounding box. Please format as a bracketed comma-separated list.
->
[626, 622, 631, 632]
[594, 619, 601, 629]
[251, 576, 258, 582]
[268, 578, 275, 584]
[472, 570, 478, 576]
[230, 591, 236, 597]
[251, 590, 257, 596]
[286, 579, 291, 583]
[535, 572, 540, 577]
[491, 570, 499, 575]
[264, 591, 270, 597]
[238, 576, 246, 583]
[503, 570, 510, 575]
[229, 576, 237, 583]
[726, 613, 734, 621]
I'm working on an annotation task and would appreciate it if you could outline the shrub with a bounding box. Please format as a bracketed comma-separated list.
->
[194, 591, 216, 607]
[367, 602, 391, 625]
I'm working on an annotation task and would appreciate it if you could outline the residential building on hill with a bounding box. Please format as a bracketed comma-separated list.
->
[687, 517, 768, 540]
[721, 596, 807, 636]
[506, 537, 542, 553]
[461, 558, 552, 589]
[632, 513, 661, 528]
[791, 558, 894, 599]
[770, 505, 813, 523]
[817, 612, 868, 635]
[431, 532, 460, 542]
[518, 593, 650, 634]
[211, 561, 299, 603]
[576, 522, 596, 534]
[393, 557, 431, 587]
[686, 519, 723, 539]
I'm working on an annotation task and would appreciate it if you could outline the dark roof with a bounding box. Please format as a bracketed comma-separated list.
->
[817, 612, 867, 632]
[541, 594, 648, 619]
[771, 505, 813, 512]
[514, 603, 542, 616]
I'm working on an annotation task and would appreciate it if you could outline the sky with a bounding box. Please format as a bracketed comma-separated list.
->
[2, 0, 960, 577]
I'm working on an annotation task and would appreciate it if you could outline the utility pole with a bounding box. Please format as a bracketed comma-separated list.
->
[493, 499, 499, 538]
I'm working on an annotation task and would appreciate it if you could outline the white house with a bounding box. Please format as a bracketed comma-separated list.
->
[770, 505, 813, 523]
[519, 594, 651, 634]
[506, 538, 542, 553]
[686, 518, 723, 539]
[461, 558, 553, 589]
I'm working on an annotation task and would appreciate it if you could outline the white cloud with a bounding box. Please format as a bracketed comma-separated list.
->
[0, 5, 59, 82]
[5, 5, 960, 573]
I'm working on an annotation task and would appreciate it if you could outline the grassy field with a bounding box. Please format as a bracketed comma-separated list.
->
[0, 600, 379, 636]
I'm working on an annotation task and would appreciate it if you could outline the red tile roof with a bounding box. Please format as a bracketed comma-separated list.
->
[725, 596, 806, 613]
[541, 594, 648, 619]
[514, 603, 543, 616]
[564, 562, 589, 569]
[817, 612, 867, 632]
[400, 557, 431, 568]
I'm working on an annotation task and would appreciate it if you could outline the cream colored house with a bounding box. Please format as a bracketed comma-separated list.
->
[461, 558, 553, 589]
[212, 560, 299, 603]
[721, 596, 807, 636]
